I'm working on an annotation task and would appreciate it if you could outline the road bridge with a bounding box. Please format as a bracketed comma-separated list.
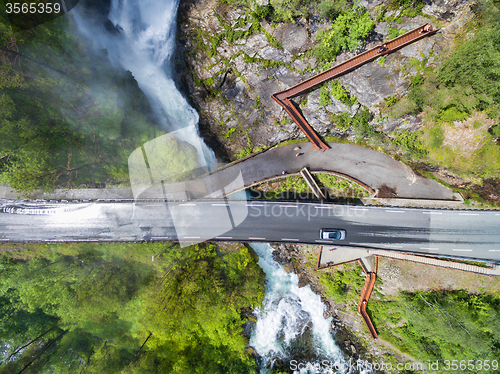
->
[1, 200, 499, 263]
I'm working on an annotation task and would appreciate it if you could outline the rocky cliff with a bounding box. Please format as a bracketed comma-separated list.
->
[177, 0, 475, 159]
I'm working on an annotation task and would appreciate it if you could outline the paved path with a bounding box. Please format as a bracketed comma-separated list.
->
[1, 142, 455, 202]
[204, 142, 455, 200]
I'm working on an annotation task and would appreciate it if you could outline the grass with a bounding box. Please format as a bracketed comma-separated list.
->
[419, 113, 500, 181]
[367, 290, 500, 365]
[314, 173, 371, 198]
[250, 173, 371, 200]
[318, 262, 366, 306]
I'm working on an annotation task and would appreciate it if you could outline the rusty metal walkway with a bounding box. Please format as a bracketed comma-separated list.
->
[358, 271, 378, 339]
[272, 24, 438, 151]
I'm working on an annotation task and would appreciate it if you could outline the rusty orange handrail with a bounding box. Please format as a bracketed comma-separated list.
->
[272, 24, 438, 152]
[358, 272, 378, 339]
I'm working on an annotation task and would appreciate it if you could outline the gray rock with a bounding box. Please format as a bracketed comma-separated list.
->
[422, 0, 471, 21]
[273, 19, 311, 55]
[325, 98, 349, 115]
[241, 34, 268, 55]
[338, 51, 408, 108]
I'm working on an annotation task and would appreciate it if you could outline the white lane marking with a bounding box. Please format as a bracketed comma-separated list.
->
[452, 249, 473, 252]
[0, 239, 10, 241]
[152, 237, 170, 240]
[247, 204, 263, 207]
[316, 240, 334, 243]
[422, 211, 442, 215]
[386, 210, 405, 213]
[420, 247, 439, 251]
[282, 238, 300, 241]
[489, 250, 500, 252]
[350, 208, 368, 211]
[216, 236, 233, 239]
[179, 203, 196, 206]
[459, 213, 479, 216]
[279, 205, 298, 208]
[315, 206, 332, 209]
[183, 236, 200, 239]
[249, 237, 266, 240]
[212, 203, 229, 206]
[496, 214, 500, 216]
[381, 244, 403, 248]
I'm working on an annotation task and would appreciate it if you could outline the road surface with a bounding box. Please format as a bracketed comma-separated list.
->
[1, 199, 499, 263]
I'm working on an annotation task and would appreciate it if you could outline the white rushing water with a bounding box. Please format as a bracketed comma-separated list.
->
[74, 0, 216, 168]
[74, 3, 360, 372]
[250, 243, 350, 374]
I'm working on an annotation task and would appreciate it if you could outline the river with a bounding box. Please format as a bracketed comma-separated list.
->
[73, 0, 358, 372]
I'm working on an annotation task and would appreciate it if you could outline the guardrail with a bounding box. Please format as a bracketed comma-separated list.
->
[358, 272, 378, 339]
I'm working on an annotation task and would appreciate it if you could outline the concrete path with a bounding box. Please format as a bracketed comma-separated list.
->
[205, 142, 455, 200]
[317, 246, 500, 276]
[0, 142, 455, 201]
[369, 249, 500, 277]
[318, 246, 377, 272]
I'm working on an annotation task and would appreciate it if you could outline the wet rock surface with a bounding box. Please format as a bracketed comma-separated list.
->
[271, 244, 370, 368]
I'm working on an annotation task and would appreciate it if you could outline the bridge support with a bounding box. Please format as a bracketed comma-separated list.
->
[300, 167, 326, 201]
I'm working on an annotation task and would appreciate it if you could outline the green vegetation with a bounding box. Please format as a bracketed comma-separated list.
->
[314, 173, 371, 198]
[0, 242, 265, 373]
[0, 12, 163, 195]
[314, 6, 374, 62]
[316, 0, 347, 20]
[368, 290, 500, 366]
[319, 85, 332, 107]
[379, 3, 500, 184]
[331, 106, 378, 140]
[384, 0, 424, 21]
[252, 173, 370, 200]
[387, 27, 405, 40]
[391, 130, 428, 159]
[318, 263, 365, 305]
[254, 175, 312, 199]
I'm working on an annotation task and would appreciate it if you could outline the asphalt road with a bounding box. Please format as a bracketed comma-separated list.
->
[1, 199, 499, 262]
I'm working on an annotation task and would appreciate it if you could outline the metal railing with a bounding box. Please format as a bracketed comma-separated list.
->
[272, 24, 438, 152]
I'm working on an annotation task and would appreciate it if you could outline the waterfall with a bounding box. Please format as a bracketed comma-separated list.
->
[73, 3, 358, 372]
[250, 243, 354, 374]
[73, 0, 216, 168]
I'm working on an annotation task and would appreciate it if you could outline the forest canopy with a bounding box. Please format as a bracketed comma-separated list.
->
[0, 242, 265, 373]
[0, 10, 163, 195]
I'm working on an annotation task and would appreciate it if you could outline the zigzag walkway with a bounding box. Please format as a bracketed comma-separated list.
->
[272, 24, 438, 151]
[358, 272, 378, 339]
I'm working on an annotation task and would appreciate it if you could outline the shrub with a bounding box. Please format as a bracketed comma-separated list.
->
[387, 27, 405, 39]
[317, 0, 346, 20]
[439, 106, 469, 122]
[319, 86, 332, 107]
[330, 81, 357, 105]
[314, 6, 374, 62]
[269, 0, 306, 22]
[438, 24, 500, 105]
[489, 124, 500, 137]
[391, 130, 428, 159]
